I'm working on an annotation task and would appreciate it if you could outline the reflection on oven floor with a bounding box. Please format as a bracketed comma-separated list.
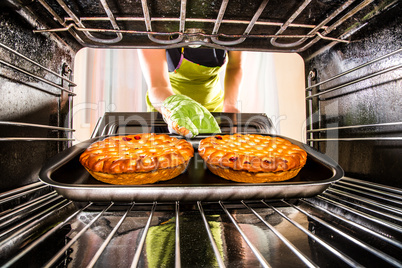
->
[2, 178, 402, 267]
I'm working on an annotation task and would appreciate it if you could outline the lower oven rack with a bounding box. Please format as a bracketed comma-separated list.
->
[1, 177, 402, 267]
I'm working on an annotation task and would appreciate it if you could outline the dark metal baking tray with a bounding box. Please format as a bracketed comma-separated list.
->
[39, 134, 344, 202]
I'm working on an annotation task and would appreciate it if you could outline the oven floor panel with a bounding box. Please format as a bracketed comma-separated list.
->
[1, 177, 402, 267]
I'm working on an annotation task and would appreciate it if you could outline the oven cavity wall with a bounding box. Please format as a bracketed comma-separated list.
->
[0, 3, 80, 191]
[302, 3, 402, 187]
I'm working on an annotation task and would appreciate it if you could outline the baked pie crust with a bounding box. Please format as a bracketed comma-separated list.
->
[198, 134, 307, 183]
[79, 134, 194, 185]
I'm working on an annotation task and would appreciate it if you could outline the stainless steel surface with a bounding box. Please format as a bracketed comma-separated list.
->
[2, 178, 402, 267]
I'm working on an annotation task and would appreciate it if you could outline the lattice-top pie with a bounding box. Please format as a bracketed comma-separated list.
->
[198, 134, 307, 183]
[79, 134, 194, 185]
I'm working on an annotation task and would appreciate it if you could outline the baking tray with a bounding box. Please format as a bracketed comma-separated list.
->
[39, 134, 344, 202]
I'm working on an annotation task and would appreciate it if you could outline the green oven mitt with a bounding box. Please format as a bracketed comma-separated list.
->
[161, 95, 221, 138]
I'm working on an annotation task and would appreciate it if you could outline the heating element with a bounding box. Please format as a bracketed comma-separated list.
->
[1, 177, 402, 267]
[24, 0, 391, 51]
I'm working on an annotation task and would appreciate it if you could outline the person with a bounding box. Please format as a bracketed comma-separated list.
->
[138, 47, 243, 113]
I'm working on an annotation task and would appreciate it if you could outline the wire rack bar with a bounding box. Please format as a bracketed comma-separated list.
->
[0, 137, 75, 142]
[2, 202, 92, 268]
[300, 198, 402, 250]
[315, 195, 402, 233]
[0, 196, 67, 240]
[0, 183, 49, 205]
[198, 201, 226, 268]
[287, 200, 402, 267]
[43, 202, 114, 268]
[0, 121, 75, 132]
[219, 201, 271, 268]
[175, 201, 181, 268]
[330, 184, 402, 208]
[327, 187, 402, 214]
[306, 63, 402, 99]
[242, 201, 318, 268]
[307, 137, 402, 142]
[130, 201, 157, 268]
[306, 48, 402, 90]
[342, 177, 402, 195]
[87, 203, 135, 268]
[0, 191, 59, 230]
[336, 180, 402, 201]
[0, 42, 76, 86]
[264, 200, 362, 267]
[0, 191, 56, 218]
[0, 59, 75, 96]
[306, 121, 402, 133]
[0, 199, 71, 261]
[320, 191, 402, 223]
[0, 182, 47, 199]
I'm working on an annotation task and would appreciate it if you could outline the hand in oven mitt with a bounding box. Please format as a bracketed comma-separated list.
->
[161, 95, 221, 138]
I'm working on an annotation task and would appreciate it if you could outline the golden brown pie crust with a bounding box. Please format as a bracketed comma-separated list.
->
[198, 134, 307, 183]
[79, 134, 194, 185]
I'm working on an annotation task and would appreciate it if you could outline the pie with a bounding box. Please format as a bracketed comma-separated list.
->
[79, 134, 194, 185]
[198, 134, 307, 183]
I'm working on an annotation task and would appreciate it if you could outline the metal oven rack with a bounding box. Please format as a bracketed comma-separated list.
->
[306, 48, 402, 146]
[1, 177, 402, 267]
[30, 0, 382, 51]
[0, 42, 76, 144]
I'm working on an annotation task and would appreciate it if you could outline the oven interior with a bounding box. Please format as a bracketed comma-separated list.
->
[0, 0, 401, 267]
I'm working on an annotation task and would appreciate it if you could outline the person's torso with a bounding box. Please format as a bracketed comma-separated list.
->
[146, 48, 228, 112]
[166, 48, 226, 71]
[167, 48, 227, 112]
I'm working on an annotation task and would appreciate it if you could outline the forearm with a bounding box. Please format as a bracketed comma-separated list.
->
[223, 51, 243, 112]
[137, 49, 174, 112]
[224, 66, 242, 107]
[148, 86, 174, 112]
